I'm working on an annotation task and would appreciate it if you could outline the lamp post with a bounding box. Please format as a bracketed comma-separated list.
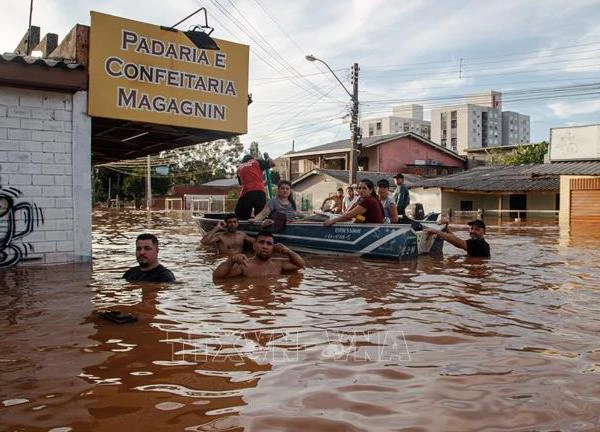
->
[305, 55, 360, 185]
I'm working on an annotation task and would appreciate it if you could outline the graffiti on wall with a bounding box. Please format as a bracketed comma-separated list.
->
[0, 186, 45, 268]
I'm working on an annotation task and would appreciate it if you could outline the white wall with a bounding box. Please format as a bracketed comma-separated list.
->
[410, 187, 442, 213]
[550, 125, 600, 161]
[0, 86, 92, 266]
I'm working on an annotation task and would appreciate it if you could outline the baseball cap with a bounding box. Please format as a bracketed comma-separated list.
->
[376, 179, 390, 188]
[468, 219, 486, 230]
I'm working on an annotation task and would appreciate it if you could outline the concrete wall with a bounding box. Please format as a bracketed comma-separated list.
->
[0, 86, 91, 266]
[292, 174, 345, 211]
[410, 187, 442, 214]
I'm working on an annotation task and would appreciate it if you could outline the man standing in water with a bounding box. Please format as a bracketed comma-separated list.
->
[213, 231, 305, 278]
[201, 213, 255, 255]
[425, 219, 490, 257]
[123, 233, 176, 282]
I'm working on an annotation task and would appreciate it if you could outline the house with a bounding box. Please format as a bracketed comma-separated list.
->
[282, 132, 465, 181]
[171, 178, 240, 210]
[409, 165, 560, 220]
[290, 168, 421, 212]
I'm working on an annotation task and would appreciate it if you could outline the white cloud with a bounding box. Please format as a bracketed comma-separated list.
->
[548, 100, 600, 117]
[2, 0, 600, 156]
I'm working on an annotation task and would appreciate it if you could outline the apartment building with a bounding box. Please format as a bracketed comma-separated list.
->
[431, 90, 530, 155]
[502, 111, 530, 145]
[362, 104, 431, 139]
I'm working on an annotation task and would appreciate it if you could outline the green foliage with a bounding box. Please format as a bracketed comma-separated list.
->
[486, 142, 548, 165]
[270, 170, 281, 184]
[165, 136, 244, 185]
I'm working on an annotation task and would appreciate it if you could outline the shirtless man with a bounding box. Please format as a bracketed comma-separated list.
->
[201, 213, 255, 255]
[213, 231, 305, 278]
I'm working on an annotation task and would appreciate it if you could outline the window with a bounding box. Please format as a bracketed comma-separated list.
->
[376, 122, 382, 130]
[460, 200, 473, 211]
[441, 139, 447, 147]
[403, 122, 410, 132]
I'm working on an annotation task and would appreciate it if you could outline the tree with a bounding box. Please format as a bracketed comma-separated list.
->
[165, 137, 244, 185]
[486, 141, 548, 165]
[120, 168, 171, 209]
[248, 141, 261, 159]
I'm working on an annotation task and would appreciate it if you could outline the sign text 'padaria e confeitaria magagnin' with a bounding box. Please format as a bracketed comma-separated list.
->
[88, 12, 249, 133]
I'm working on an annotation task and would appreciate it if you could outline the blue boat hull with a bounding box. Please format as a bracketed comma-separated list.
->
[195, 214, 444, 260]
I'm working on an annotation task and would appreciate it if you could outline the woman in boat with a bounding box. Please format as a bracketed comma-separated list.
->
[252, 180, 304, 224]
[323, 179, 384, 227]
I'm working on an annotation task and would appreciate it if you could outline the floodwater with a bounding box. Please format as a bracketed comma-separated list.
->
[2, 210, 600, 432]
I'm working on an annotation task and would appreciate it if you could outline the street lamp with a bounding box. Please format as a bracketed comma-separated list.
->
[306, 54, 360, 185]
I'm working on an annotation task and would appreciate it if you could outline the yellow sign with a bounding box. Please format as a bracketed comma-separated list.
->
[88, 11, 249, 133]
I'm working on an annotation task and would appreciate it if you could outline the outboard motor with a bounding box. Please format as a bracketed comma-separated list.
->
[406, 203, 425, 221]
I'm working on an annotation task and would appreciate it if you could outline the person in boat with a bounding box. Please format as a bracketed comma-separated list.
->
[323, 179, 384, 227]
[319, 188, 344, 214]
[213, 230, 305, 278]
[392, 173, 410, 222]
[377, 179, 399, 224]
[252, 180, 304, 226]
[235, 154, 275, 220]
[425, 219, 490, 257]
[123, 233, 176, 283]
[342, 186, 359, 212]
[200, 213, 255, 255]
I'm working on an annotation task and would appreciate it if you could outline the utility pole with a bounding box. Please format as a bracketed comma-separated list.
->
[349, 63, 360, 185]
[305, 55, 360, 184]
[146, 155, 152, 210]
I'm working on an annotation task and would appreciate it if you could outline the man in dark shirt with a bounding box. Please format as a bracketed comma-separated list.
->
[392, 173, 410, 218]
[123, 233, 176, 282]
[425, 219, 490, 257]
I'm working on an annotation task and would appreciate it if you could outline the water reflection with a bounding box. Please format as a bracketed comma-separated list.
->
[1, 210, 600, 431]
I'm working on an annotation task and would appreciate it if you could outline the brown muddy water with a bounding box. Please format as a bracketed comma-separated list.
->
[1, 210, 600, 431]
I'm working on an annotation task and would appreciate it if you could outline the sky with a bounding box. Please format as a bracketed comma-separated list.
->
[2, 0, 600, 158]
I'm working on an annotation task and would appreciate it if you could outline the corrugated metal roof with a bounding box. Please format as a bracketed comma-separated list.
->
[0, 53, 84, 70]
[413, 164, 560, 192]
[530, 161, 600, 176]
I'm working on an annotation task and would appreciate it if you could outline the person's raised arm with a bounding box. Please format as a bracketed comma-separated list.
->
[213, 254, 248, 278]
[243, 233, 256, 246]
[274, 244, 305, 271]
[201, 220, 225, 245]
[425, 225, 467, 251]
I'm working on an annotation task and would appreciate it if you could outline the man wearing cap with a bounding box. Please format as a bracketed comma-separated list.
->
[392, 173, 410, 219]
[377, 179, 398, 223]
[425, 219, 490, 257]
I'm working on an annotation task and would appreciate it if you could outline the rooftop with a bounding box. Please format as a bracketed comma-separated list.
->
[412, 164, 559, 192]
[286, 132, 465, 161]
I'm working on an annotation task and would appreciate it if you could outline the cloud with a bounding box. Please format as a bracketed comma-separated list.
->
[548, 100, 600, 117]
